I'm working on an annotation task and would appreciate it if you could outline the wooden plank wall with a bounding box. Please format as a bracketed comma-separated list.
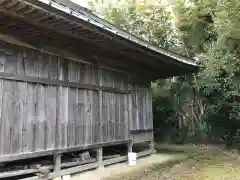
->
[101, 68, 130, 142]
[131, 83, 153, 131]
[0, 43, 132, 158]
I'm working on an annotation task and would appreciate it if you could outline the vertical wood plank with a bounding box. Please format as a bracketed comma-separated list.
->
[35, 53, 46, 151]
[37, 52, 48, 151]
[131, 85, 136, 130]
[74, 63, 80, 146]
[109, 92, 112, 142]
[85, 66, 91, 145]
[124, 94, 128, 140]
[27, 83, 36, 152]
[60, 58, 69, 148]
[120, 94, 124, 140]
[83, 90, 89, 144]
[112, 93, 115, 141]
[104, 93, 108, 142]
[143, 88, 147, 130]
[106, 92, 109, 142]
[86, 90, 91, 144]
[75, 88, 81, 146]
[92, 91, 96, 144]
[25, 50, 38, 152]
[16, 50, 27, 154]
[21, 50, 28, 153]
[139, 88, 143, 130]
[5, 52, 17, 155]
[56, 57, 62, 149]
[89, 90, 93, 144]
[94, 91, 99, 143]
[136, 86, 140, 130]
[116, 94, 120, 140]
[46, 55, 57, 149]
[2, 80, 12, 155]
[0, 52, 5, 156]
[142, 88, 147, 129]
[67, 61, 76, 147]
[98, 66, 103, 143]
[79, 63, 85, 84]
[149, 89, 153, 129]
[68, 87, 76, 147]
[146, 89, 150, 129]
[12, 80, 21, 154]
[48, 55, 58, 80]
[144, 88, 148, 129]
[62, 86, 69, 148]
[18, 80, 27, 154]
[77, 89, 84, 146]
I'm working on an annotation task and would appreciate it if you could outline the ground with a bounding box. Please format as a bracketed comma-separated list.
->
[71, 153, 182, 180]
[104, 144, 240, 180]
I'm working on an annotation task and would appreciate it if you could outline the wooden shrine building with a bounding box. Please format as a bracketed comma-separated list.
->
[0, 0, 198, 179]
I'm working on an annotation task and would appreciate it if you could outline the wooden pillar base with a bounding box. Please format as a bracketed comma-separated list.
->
[97, 147, 103, 168]
[53, 154, 61, 172]
[127, 141, 133, 153]
[150, 140, 155, 151]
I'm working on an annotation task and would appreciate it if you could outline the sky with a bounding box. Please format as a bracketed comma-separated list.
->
[70, 0, 114, 8]
[70, 0, 89, 8]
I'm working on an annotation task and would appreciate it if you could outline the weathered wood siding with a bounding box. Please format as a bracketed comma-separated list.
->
[0, 43, 134, 158]
[130, 82, 154, 143]
[101, 68, 130, 142]
[131, 84, 153, 131]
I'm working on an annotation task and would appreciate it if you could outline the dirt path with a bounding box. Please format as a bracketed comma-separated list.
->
[104, 145, 240, 180]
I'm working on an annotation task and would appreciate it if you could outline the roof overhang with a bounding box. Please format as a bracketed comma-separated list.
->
[0, 0, 199, 77]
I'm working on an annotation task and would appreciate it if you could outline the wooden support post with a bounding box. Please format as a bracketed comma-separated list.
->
[97, 147, 103, 168]
[150, 140, 155, 151]
[128, 74, 132, 139]
[53, 154, 61, 172]
[128, 141, 133, 153]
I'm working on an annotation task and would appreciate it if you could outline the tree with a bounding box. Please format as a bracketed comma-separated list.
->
[89, 0, 186, 52]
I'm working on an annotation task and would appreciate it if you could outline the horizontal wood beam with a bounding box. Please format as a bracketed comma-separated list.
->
[48, 162, 98, 179]
[137, 149, 156, 158]
[130, 129, 153, 134]
[0, 139, 132, 163]
[0, 169, 38, 179]
[0, 72, 130, 94]
[103, 156, 128, 166]
[21, 162, 99, 180]
[0, 158, 96, 179]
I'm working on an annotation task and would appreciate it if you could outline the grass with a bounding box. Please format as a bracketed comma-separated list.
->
[159, 144, 240, 180]
[105, 144, 240, 180]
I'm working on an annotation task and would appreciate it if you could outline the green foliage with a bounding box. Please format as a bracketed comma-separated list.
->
[173, 0, 217, 56]
[214, 0, 240, 39]
[104, 0, 178, 49]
